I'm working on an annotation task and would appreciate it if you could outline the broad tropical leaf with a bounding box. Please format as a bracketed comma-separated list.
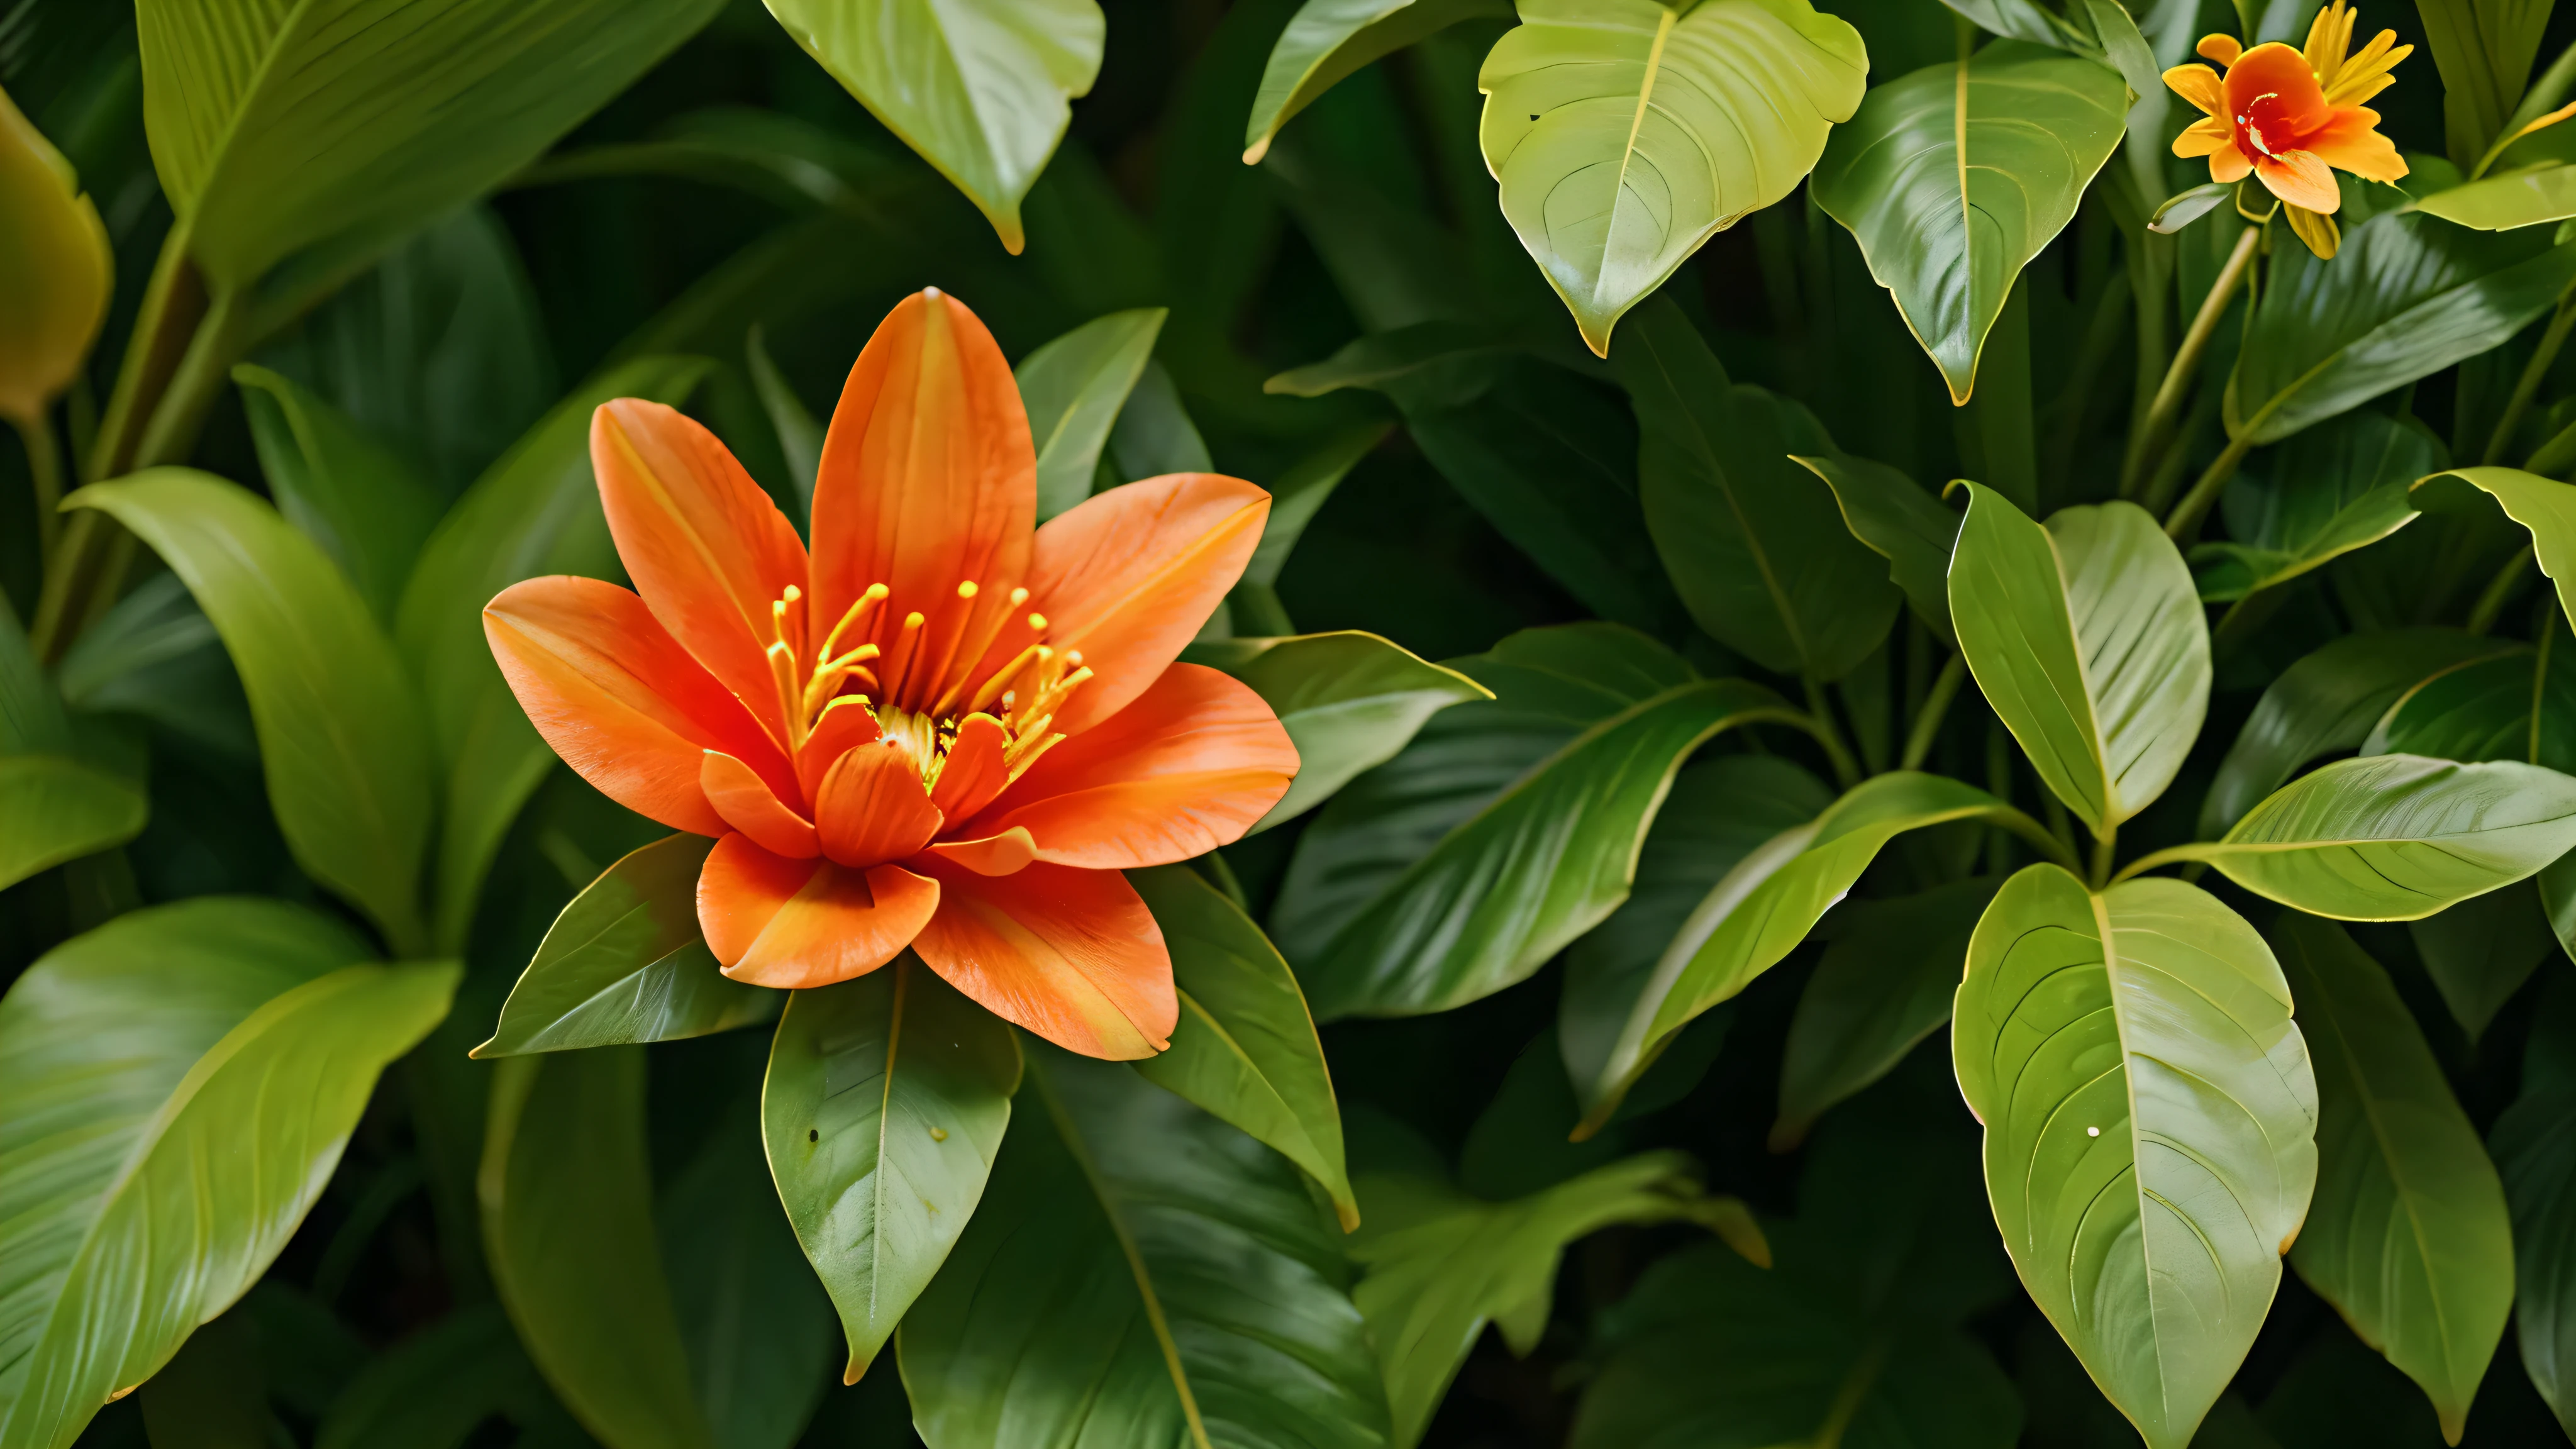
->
[234, 364, 443, 625]
[1477, 0, 1868, 354]
[1015, 307, 1165, 519]
[762, 957, 1019, 1382]
[2272, 914, 2513, 1440]
[1809, 42, 2128, 402]
[1954, 865, 2318, 1449]
[1243, 0, 1514, 163]
[1186, 631, 1492, 829]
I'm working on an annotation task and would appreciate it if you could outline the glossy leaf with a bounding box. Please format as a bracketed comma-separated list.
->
[1809, 42, 2128, 403]
[475, 835, 775, 1058]
[1015, 307, 1165, 520]
[2231, 214, 2576, 445]
[1795, 450, 1960, 643]
[479, 1047, 713, 1449]
[2492, 979, 2576, 1441]
[2272, 913, 2513, 1440]
[396, 356, 711, 953]
[2201, 630, 2516, 838]
[2148, 754, 2576, 920]
[0, 81, 109, 421]
[1478, 0, 1867, 355]
[137, 0, 722, 301]
[762, 957, 1019, 1382]
[1954, 865, 2318, 1449]
[1130, 865, 1357, 1230]
[68, 468, 434, 952]
[1185, 631, 1492, 829]
[0, 755, 145, 893]
[899, 1045, 1390, 1449]
[2196, 412, 2436, 604]
[1616, 299, 1902, 679]
[0, 899, 452, 1449]
[1243, 0, 1513, 163]
[1770, 875, 2002, 1151]
[2413, 468, 2576, 641]
[1948, 482, 2210, 833]
[234, 363, 443, 625]
[760, 0, 1103, 252]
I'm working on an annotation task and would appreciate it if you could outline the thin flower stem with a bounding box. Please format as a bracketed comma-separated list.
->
[2486, 287, 2576, 465]
[2123, 225, 2261, 499]
[2163, 430, 2258, 544]
[1900, 654, 1965, 772]
[10, 409, 64, 562]
[1802, 675, 1863, 791]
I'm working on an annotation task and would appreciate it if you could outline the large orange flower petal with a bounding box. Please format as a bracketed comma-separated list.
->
[814, 740, 946, 867]
[700, 834, 938, 989]
[2226, 43, 2328, 121]
[808, 291, 1034, 684]
[1018, 474, 1269, 736]
[484, 576, 789, 835]
[908, 858, 1174, 1060]
[701, 751, 820, 857]
[2255, 150, 2341, 211]
[2164, 63, 2224, 117]
[965, 664, 1295, 869]
[2308, 105, 2409, 182]
[795, 696, 882, 804]
[592, 399, 809, 744]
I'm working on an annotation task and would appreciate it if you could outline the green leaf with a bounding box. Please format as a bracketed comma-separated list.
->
[1299, 675, 1798, 1021]
[2361, 641, 2576, 771]
[1794, 450, 1961, 644]
[1243, 423, 1388, 591]
[1478, 0, 1868, 355]
[479, 1046, 714, 1449]
[1585, 771, 2057, 1132]
[2272, 913, 2514, 1440]
[1352, 1152, 1750, 1448]
[745, 326, 822, 518]
[0, 899, 453, 1449]
[900, 1045, 1390, 1449]
[2412, 467, 2576, 641]
[1948, 482, 2210, 834]
[2202, 630, 2516, 839]
[2231, 215, 2576, 446]
[2408, 882, 2557, 1041]
[1185, 630, 1492, 829]
[1770, 874, 2002, 1151]
[395, 356, 711, 954]
[1016, 307, 1166, 520]
[1810, 42, 2128, 403]
[1104, 359, 1213, 480]
[2491, 978, 2576, 1441]
[138, 0, 721, 305]
[2148, 754, 2576, 919]
[68, 467, 434, 952]
[759, 0, 1103, 252]
[1243, 0, 1514, 163]
[2418, 0, 2551, 169]
[1560, 754, 1831, 1128]
[233, 363, 443, 626]
[1953, 865, 2318, 1449]
[1130, 865, 1357, 1230]
[761, 958, 1018, 1384]
[2414, 164, 2576, 230]
[0, 592, 67, 754]
[314, 1305, 544, 1449]
[1615, 299, 1903, 679]
[2195, 412, 2433, 604]
[474, 835, 775, 1058]
[0, 755, 145, 893]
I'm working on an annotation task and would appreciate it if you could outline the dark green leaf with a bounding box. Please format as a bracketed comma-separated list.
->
[1242, 423, 1387, 590]
[1795, 451, 1960, 644]
[2492, 977, 2576, 1441]
[1185, 630, 1491, 828]
[314, 1305, 543, 1449]
[234, 363, 442, 625]
[745, 326, 821, 517]
[2412, 468, 2576, 640]
[1104, 358, 1213, 480]
[2197, 412, 2434, 604]
[2407, 882, 2555, 1040]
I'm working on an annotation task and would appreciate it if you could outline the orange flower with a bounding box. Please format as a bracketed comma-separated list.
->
[484, 291, 1296, 1060]
[2164, 0, 2409, 253]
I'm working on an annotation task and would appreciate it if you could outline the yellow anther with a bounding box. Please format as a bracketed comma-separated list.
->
[1026, 612, 1046, 632]
[957, 580, 979, 599]
[784, 584, 801, 602]
[1009, 587, 1029, 607]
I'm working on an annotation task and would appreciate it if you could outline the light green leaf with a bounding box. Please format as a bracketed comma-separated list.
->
[68, 467, 433, 952]
[1186, 630, 1492, 830]
[1614, 299, 1902, 679]
[0, 899, 453, 1449]
[395, 356, 711, 954]
[1478, 0, 1868, 355]
[760, 0, 1103, 252]
[2231, 216, 2576, 445]
[2202, 630, 2516, 838]
[1770, 874, 2001, 1151]
[1795, 450, 1960, 644]
[760, 958, 1018, 1384]
[0, 756, 145, 893]
[2272, 913, 2514, 1441]
[1352, 1152, 1750, 1448]
[1810, 42, 2128, 402]
[2195, 412, 2434, 604]
[474, 835, 775, 1058]
[2412, 467, 2576, 642]
[138, 0, 721, 306]
[1016, 307, 1165, 519]
[2492, 979, 2576, 1441]
[1953, 865, 2318, 1449]
[1948, 482, 2210, 834]
[233, 363, 443, 625]
[479, 1047, 713, 1449]
[2416, 164, 2576, 230]
[2144, 754, 2576, 919]
[900, 1045, 1389, 1449]
[1131, 865, 1356, 1231]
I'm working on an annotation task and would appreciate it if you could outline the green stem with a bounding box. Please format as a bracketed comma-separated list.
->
[1802, 675, 1863, 791]
[2487, 287, 2576, 465]
[2089, 826, 2118, 891]
[2112, 844, 2207, 884]
[10, 408, 64, 562]
[2467, 549, 2534, 635]
[1900, 655, 1965, 772]
[2163, 430, 2258, 545]
[2123, 224, 2260, 500]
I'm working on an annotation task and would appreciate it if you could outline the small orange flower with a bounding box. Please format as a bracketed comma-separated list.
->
[2164, 0, 2409, 254]
[484, 290, 1297, 1060]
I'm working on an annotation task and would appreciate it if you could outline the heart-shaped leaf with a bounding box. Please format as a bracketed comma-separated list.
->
[1187, 631, 1492, 830]
[1477, 0, 1868, 355]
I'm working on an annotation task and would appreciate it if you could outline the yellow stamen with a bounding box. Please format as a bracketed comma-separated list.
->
[965, 644, 1050, 716]
[767, 641, 805, 748]
[880, 611, 929, 702]
[816, 583, 889, 665]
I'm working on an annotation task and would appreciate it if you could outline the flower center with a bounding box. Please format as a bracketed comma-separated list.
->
[2234, 91, 2301, 160]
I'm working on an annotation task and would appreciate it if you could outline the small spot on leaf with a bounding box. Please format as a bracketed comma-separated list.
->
[808, 1128, 819, 1143]
[929, 1125, 949, 1141]
[2086, 1126, 2100, 1137]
